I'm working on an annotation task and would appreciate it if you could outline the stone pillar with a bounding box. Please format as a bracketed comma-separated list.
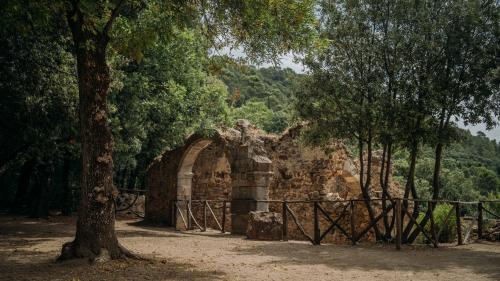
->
[177, 172, 193, 200]
[230, 146, 273, 234]
[175, 172, 193, 230]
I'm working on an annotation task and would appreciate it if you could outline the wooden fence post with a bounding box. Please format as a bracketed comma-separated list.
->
[429, 201, 438, 248]
[221, 200, 227, 233]
[313, 201, 321, 245]
[187, 200, 192, 230]
[282, 201, 288, 241]
[396, 198, 402, 250]
[172, 200, 177, 230]
[203, 200, 207, 232]
[350, 200, 356, 245]
[478, 201, 483, 240]
[455, 202, 463, 245]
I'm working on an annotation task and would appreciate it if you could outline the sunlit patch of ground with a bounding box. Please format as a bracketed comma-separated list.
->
[0, 215, 499, 281]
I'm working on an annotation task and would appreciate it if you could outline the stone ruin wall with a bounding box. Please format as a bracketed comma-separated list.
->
[188, 125, 400, 243]
[263, 126, 399, 243]
[146, 146, 185, 225]
[146, 121, 274, 234]
[190, 142, 232, 232]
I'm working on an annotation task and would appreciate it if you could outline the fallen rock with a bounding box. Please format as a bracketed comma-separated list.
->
[246, 211, 283, 241]
[483, 220, 500, 242]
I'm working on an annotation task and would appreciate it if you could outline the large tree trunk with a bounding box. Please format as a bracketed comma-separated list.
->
[59, 12, 129, 261]
[10, 159, 35, 214]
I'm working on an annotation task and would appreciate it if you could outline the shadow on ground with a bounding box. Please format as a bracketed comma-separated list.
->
[235, 240, 500, 280]
[2, 214, 499, 280]
[0, 216, 75, 238]
[0, 248, 225, 281]
[123, 217, 500, 280]
[0, 215, 225, 280]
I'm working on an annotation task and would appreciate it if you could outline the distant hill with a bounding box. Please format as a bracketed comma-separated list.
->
[219, 65, 301, 133]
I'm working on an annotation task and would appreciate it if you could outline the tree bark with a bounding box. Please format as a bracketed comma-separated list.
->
[59, 10, 129, 261]
[402, 139, 419, 242]
[359, 133, 382, 241]
[406, 106, 450, 243]
[380, 141, 393, 239]
[406, 141, 443, 243]
[431, 142, 443, 200]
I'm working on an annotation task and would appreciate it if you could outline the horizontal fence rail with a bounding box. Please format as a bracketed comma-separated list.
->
[172, 198, 500, 249]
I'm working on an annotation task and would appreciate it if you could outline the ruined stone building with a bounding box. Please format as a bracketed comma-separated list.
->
[146, 120, 399, 242]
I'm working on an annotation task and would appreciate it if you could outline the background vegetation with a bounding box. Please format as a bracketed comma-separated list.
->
[2, 51, 499, 215]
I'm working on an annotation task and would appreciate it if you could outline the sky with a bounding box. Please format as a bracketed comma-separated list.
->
[459, 122, 500, 141]
[224, 49, 500, 141]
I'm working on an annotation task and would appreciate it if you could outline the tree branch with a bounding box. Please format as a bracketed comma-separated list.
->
[103, 0, 125, 36]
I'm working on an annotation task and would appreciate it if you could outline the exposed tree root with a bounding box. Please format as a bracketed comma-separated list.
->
[119, 244, 147, 261]
[57, 241, 148, 263]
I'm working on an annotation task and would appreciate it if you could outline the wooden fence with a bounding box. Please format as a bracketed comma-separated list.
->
[172, 198, 500, 249]
[115, 188, 147, 218]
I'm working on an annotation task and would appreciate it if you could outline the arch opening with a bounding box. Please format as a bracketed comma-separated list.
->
[176, 139, 213, 201]
[173, 137, 273, 234]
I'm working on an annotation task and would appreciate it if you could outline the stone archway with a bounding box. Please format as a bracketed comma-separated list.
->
[177, 139, 213, 201]
[146, 121, 274, 234]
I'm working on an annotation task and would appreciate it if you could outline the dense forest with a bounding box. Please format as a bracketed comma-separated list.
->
[222, 65, 301, 133]
[0, 0, 498, 262]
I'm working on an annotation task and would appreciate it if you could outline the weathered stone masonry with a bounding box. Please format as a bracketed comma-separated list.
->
[146, 120, 273, 234]
[146, 121, 399, 241]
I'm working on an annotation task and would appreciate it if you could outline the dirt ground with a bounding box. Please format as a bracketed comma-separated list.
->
[0, 215, 499, 281]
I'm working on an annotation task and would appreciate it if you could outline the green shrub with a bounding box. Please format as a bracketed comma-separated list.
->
[417, 203, 457, 243]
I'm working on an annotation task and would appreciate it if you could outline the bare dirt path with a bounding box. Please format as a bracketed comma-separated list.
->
[0, 215, 499, 281]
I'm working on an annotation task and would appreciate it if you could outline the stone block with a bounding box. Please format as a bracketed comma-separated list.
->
[254, 186, 269, 200]
[232, 171, 273, 188]
[246, 211, 283, 241]
[231, 213, 249, 234]
[250, 155, 273, 171]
